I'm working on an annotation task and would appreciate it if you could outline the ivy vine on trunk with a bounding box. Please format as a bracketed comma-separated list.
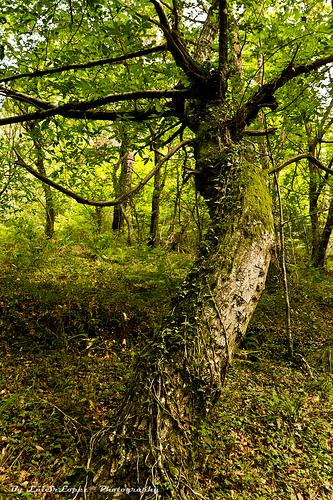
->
[0, 0, 332, 497]
[91, 98, 274, 496]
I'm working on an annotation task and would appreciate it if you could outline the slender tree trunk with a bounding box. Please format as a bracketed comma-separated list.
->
[112, 146, 134, 233]
[148, 149, 163, 247]
[304, 122, 322, 264]
[274, 173, 293, 356]
[302, 116, 333, 268]
[93, 106, 274, 497]
[43, 184, 56, 239]
[312, 195, 333, 268]
[309, 165, 320, 262]
[167, 161, 183, 247]
[194, 188, 204, 248]
[95, 206, 103, 234]
[26, 123, 56, 238]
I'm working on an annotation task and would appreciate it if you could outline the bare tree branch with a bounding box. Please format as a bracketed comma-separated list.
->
[0, 45, 168, 84]
[0, 85, 54, 110]
[0, 86, 190, 111]
[243, 128, 277, 136]
[0, 88, 189, 126]
[0, 108, 175, 126]
[58, 89, 191, 111]
[171, 0, 180, 31]
[269, 153, 333, 176]
[14, 140, 193, 206]
[234, 54, 333, 130]
[150, 0, 207, 83]
[194, 0, 219, 62]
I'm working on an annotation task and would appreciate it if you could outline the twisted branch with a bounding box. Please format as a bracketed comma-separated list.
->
[14, 139, 193, 206]
[0, 45, 168, 84]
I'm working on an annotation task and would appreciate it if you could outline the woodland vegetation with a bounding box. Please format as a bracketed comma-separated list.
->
[0, 0, 332, 498]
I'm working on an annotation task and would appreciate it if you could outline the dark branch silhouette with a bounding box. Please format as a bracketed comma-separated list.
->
[14, 140, 193, 206]
[0, 108, 175, 126]
[0, 86, 54, 110]
[0, 89, 189, 125]
[0, 45, 168, 84]
[269, 153, 333, 176]
[234, 54, 333, 130]
[195, 0, 219, 62]
[243, 128, 277, 136]
[150, 0, 208, 83]
[0, 86, 190, 111]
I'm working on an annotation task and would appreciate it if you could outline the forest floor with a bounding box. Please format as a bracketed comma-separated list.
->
[0, 241, 332, 499]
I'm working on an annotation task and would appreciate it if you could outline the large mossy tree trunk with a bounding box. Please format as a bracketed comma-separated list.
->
[93, 105, 274, 498]
[0, 1, 331, 496]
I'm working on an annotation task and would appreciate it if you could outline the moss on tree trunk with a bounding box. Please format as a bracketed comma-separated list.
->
[91, 108, 274, 498]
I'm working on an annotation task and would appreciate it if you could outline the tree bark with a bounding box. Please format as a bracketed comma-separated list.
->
[25, 123, 56, 238]
[311, 195, 333, 268]
[309, 165, 320, 262]
[303, 120, 333, 268]
[92, 105, 274, 497]
[112, 145, 134, 233]
[148, 149, 163, 247]
[95, 206, 103, 234]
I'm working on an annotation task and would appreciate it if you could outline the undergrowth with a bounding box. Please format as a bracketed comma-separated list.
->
[0, 239, 332, 499]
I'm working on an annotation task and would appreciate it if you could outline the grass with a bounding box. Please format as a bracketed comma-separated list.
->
[0, 240, 332, 499]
